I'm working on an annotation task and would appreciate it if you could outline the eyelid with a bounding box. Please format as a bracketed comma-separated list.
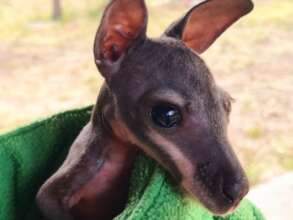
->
[152, 100, 182, 109]
[151, 90, 186, 107]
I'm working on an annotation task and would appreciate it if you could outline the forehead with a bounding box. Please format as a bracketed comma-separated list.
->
[113, 37, 215, 100]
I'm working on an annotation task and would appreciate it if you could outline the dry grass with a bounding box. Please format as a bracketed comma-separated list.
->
[0, 0, 292, 184]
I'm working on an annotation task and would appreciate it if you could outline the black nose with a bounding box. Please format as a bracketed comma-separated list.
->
[222, 176, 249, 204]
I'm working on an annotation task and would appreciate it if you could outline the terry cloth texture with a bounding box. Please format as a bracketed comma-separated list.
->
[0, 106, 265, 220]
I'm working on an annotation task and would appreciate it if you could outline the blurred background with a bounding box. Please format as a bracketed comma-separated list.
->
[0, 0, 292, 219]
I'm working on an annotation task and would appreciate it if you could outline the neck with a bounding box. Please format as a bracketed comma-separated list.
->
[71, 85, 138, 220]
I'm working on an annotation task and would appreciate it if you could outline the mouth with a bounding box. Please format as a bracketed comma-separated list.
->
[181, 175, 249, 215]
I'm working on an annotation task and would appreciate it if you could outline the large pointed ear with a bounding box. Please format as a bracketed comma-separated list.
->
[164, 0, 253, 54]
[94, 0, 147, 78]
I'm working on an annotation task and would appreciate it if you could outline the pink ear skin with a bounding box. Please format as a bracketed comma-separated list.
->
[95, 0, 147, 64]
[179, 0, 253, 53]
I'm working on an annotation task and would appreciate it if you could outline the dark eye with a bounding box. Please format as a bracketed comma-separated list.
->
[151, 105, 182, 128]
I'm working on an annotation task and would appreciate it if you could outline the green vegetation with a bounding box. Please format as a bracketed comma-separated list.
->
[0, 0, 292, 185]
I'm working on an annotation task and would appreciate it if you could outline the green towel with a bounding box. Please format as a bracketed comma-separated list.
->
[0, 106, 265, 220]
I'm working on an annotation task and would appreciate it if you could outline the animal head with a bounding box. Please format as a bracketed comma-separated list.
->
[94, 0, 253, 215]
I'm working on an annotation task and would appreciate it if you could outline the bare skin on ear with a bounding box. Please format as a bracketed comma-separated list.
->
[36, 0, 254, 219]
[165, 0, 253, 53]
[95, 0, 147, 62]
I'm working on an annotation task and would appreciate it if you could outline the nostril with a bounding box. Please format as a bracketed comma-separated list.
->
[222, 185, 238, 204]
[221, 181, 245, 204]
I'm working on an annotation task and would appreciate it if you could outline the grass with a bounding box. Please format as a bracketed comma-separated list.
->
[0, 0, 292, 185]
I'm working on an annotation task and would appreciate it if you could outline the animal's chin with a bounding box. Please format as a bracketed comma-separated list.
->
[180, 182, 245, 216]
[202, 199, 240, 216]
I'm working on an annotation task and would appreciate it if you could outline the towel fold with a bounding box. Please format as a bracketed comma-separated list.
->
[0, 106, 265, 220]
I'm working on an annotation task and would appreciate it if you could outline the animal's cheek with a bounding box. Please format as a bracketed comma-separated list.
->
[109, 119, 140, 145]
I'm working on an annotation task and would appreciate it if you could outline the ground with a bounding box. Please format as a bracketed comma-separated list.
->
[0, 0, 292, 186]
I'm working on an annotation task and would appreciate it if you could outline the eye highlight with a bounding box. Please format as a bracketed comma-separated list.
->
[151, 104, 182, 128]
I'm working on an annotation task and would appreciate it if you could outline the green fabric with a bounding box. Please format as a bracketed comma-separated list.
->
[0, 107, 265, 220]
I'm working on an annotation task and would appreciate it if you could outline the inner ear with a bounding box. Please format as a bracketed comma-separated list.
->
[94, 0, 147, 64]
[164, 0, 253, 53]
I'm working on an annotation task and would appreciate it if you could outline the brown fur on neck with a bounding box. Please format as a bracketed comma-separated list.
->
[70, 87, 138, 220]
[70, 138, 136, 220]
